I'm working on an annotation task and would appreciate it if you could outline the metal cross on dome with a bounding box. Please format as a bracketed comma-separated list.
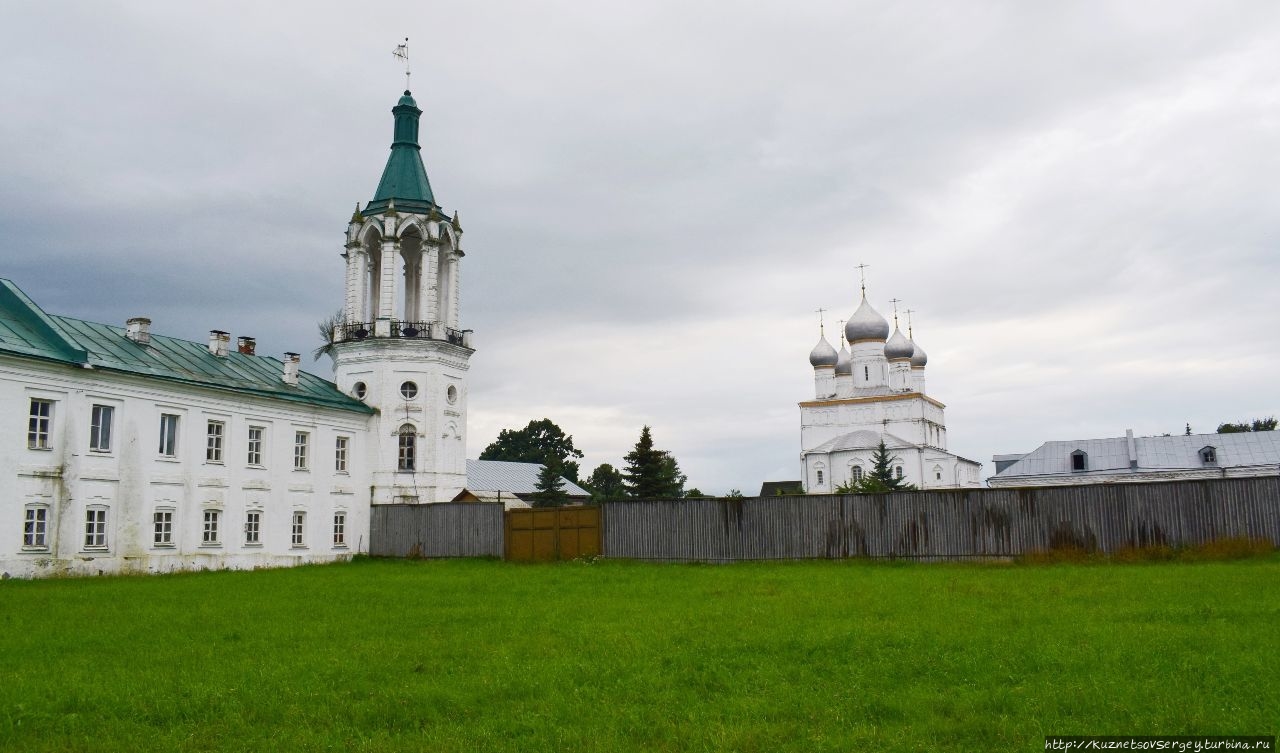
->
[854, 263, 870, 297]
[889, 298, 902, 326]
[815, 307, 827, 335]
[393, 38, 411, 90]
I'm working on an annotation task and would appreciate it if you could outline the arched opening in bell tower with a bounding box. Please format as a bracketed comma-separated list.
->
[399, 224, 425, 323]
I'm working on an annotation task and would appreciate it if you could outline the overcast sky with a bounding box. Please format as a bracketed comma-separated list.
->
[2, 1, 1278, 493]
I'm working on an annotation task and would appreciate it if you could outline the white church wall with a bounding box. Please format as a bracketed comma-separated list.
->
[0, 356, 372, 579]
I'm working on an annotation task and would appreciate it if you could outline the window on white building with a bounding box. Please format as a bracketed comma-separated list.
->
[158, 413, 180, 457]
[206, 420, 224, 463]
[333, 512, 346, 547]
[247, 426, 264, 466]
[90, 404, 114, 453]
[1200, 446, 1217, 465]
[851, 465, 864, 482]
[1070, 450, 1088, 472]
[202, 510, 221, 546]
[397, 424, 416, 472]
[291, 512, 306, 548]
[400, 381, 418, 400]
[335, 436, 349, 473]
[84, 507, 108, 550]
[28, 398, 53, 449]
[293, 431, 309, 470]
[895, 466, 904, 480]
[244, 511, 262, 546]
[934, 465, 943, 481]
[153, 510, 174, 547]
[23, 506, 49, 549]
[816, 469, 824, 486]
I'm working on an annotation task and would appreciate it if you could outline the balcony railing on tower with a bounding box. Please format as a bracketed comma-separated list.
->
[338, 321, 471, 347]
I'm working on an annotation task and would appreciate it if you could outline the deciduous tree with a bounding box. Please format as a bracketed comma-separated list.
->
[585, 463, 626, 502]
[480, 418, 585, 481]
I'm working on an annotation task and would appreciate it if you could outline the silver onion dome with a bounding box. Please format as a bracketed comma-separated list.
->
[834, 343, 852, 376]
[884, 328, 914, 360]
[809, 336, 838, 368]
[909, 339, 928, 368]
[844, 298, 890, 342]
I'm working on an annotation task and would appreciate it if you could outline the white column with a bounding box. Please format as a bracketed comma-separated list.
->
[342, 247, 358, 323]
[449, 255, 461, 328]
[404, 255, 418, 322]
[419, 244, 438, 326]
[378, 239, 398, 321]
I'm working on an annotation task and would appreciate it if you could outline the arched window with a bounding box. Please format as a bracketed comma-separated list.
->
[933, 465, 943, 481]
[894, 466, 904, 480]
[397, 424, 416, 472]
[816, 469, 824, 486]
[1070, 450, 1088, 472]
[851, 465, 864, 482]
[1199, 446, 1217, 465]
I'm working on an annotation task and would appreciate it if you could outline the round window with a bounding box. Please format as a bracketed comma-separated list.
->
[353, 382, 367, 399]
[446, 385, 458, 404]
[400, 381, 418, 400]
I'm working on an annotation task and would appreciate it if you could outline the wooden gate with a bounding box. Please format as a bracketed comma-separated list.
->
[505, 505, 601, 562]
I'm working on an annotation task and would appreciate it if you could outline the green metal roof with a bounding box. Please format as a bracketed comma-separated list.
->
[364, 90, 438, 216]
[0, 279, 372, 415]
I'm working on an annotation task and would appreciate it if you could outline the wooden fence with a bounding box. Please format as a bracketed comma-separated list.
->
[601, 477, 1280, 562]
[369, 503, 504, 558]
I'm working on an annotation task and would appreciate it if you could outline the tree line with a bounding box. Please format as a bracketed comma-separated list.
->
[479, 419, 694, 507]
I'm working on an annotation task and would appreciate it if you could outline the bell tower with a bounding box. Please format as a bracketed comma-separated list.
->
[332, 89, 473, 504]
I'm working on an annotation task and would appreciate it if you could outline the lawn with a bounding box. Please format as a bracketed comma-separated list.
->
[0, 556, 1276, 752]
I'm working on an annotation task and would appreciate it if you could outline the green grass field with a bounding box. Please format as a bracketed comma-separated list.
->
[1, 556, 1277, 752]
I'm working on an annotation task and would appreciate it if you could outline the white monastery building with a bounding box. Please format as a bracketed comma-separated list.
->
[0, 88, 481, 578]
[799, 283, 982, 492]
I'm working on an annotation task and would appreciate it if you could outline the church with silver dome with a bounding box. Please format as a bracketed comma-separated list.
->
[800, 283, 982, 491]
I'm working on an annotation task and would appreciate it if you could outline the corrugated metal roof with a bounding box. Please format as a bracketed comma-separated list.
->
[465, 459, 591, 497]
[0, 278, 371, 415]
[995, 431, 1280, 478]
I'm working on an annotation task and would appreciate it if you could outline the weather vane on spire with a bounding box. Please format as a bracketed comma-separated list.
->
[815, 307, 827, 336]
[889, 298, 902, 327]
[393, 37, 411, 90]
[854, 263, 870, 297]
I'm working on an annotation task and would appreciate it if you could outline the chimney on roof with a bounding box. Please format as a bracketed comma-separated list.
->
[125, 317, 151, 345]
[1126, 429, 1138, 470]
[282, 352, 300, 385]
[208, 330, 230, 357]
[237, 336, 256, 355]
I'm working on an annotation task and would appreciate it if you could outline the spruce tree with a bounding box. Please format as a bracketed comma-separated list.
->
[530, 457, 569, 507]
[623, 426, 685, 498]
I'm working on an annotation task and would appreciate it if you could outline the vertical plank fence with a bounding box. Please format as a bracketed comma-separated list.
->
[369, 503, 503, 558]
[601, 477, 1280, 562]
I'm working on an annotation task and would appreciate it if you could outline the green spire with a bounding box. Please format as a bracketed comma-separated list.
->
[364, 90, 436, 216]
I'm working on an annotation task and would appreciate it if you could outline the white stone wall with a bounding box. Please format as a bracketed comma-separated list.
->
[0, 357, 372, 579]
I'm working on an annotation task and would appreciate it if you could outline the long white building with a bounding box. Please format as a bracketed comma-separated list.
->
[799, 284, 981, 492]
[1, 87, 476, 578]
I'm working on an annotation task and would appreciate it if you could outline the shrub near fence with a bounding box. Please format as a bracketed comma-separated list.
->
[601, 477, 1280, 562]
[370, 503, 504, 558]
